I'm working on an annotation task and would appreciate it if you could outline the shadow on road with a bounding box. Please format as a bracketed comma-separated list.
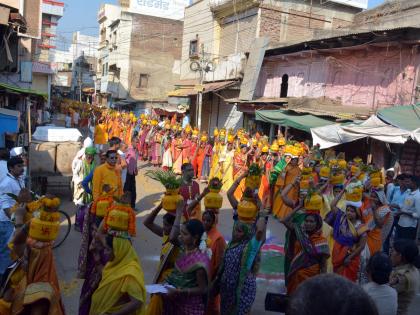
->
[136, 192, 163, 211]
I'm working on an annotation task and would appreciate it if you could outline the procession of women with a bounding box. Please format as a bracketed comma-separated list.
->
[0, 109, 419, 315]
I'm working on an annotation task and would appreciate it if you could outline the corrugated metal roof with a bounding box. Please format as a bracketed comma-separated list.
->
[266, 26, 420, 56]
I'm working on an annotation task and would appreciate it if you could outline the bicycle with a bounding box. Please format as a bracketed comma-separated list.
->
[53, 209, 72, 249]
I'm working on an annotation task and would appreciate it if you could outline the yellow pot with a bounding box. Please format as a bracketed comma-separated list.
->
[162, 188, 183, 213]
[204, 189, 223, 209]
[304, 194, 323, 211]
[29, 218, 59, 242]
[370, 177, 381, 188]
[39, 210, 60, 222]
[107, 209, 129, 231]
[345, 187, 363, 202]
[237, 197, 258, 223]
[338, 159, 347, 170]
[245, 175, 261, 190]
[330, 173, 345, 185]
[96, 198, 112, 218]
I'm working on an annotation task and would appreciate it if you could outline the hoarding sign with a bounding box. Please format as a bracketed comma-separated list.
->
[129, 0, 191, 20]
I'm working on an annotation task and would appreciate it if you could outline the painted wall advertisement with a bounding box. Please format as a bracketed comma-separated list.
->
[129, 0, 191, 20]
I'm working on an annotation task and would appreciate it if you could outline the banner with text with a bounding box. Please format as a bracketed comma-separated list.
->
[129, 0, 191, 20]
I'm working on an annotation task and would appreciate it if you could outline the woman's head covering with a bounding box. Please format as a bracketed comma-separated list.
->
[345, 200, 362, 209]
[90, 237, 145, 315]
[305, 212, 323, 232]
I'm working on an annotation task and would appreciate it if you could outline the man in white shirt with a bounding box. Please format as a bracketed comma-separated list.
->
[0, 157, 25, 277]
[0, 148, 8, 183]
[396, 175, 420, 240]
[363, 252, 397, 315]
[73, 111, 80, 128]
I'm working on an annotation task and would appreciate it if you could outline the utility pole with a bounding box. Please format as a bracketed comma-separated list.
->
[190, 43, 214, 131]
[196, 44, 204, 130]
[78, 69, 82, 102]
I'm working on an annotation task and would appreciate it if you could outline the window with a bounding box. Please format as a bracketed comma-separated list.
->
[189, 39, 198, 57]
[138, 74, 149, 88]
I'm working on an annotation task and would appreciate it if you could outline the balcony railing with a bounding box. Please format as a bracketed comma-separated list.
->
[42, 0, 64, 17]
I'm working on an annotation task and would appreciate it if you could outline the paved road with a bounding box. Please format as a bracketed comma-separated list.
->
[50, 162, 420, 314]
[53, 162, 285, 314]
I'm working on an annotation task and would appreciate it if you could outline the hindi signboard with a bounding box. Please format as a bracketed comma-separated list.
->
[129, 0, 191, 20]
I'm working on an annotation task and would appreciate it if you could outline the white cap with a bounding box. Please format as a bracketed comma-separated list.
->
[10, 147, 23, 157]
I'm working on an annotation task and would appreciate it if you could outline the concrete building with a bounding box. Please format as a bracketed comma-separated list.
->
[31, 0, 64, 107]
[52, 47, 73, 97]
[0, 0, 44, 107]
[96, 1, 183, 115]
[53, 32, 98, 100]
[71, 54, 97, 103]
[175, 0, 366, 132]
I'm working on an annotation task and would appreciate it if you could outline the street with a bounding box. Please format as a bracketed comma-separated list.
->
[53, 162, 286, 314]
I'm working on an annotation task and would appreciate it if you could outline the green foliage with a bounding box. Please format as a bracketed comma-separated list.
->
[145, 169, 182, 189]
[248, 163, 263, 176]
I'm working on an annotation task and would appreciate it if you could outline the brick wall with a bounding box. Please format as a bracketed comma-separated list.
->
[129, 14, 183, 101]
[332, 17, 352, 29]
[285, 9, 325, 42]
[130, 14, 183, 58]
[24, 0, 41, 38]
[259, 7, 282, 47]
[259, 4, 354, 46]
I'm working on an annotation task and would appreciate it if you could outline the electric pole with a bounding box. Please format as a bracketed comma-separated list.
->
[190, 44, 214, 130]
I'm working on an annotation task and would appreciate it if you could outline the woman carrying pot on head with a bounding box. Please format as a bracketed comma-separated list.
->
[280, 193, 330, 295]
[143, 203, 179, 315]
[325, 180, 368, 283]
[162, 201, 211, 315]
[214, 175, 268, 315]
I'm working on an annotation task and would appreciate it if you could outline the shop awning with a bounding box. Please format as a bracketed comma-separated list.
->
[311, 115, 411, 149]
[0, 82, 47, 99]
[167, 80, 238, 97]
[255, 109, 335, 132]
[377, 105, 420, 131]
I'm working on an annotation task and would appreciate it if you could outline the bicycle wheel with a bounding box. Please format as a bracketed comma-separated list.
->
[53, 210, 72, 249]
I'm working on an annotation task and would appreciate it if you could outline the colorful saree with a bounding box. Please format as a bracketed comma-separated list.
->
[325, 210, 367, 282]
[209, 144, 224, 180]
[272, 164, 301, 219]
[233, 152, 247, 200]
[219, 222, 263, 315]
[146, 235, 180, 315]
[78, 211, 108, 315]
[206, 227, 226, 315]
[18, 239, 65, 315]
[286, 215, 330, 294]
[163, 250, 210, 315]
[90, 237, 146, 315]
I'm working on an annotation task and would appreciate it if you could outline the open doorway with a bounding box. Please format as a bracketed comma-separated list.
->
[280, 74, 289, 97]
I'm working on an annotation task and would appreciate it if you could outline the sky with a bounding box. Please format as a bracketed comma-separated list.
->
[56, 0, 386, 50]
